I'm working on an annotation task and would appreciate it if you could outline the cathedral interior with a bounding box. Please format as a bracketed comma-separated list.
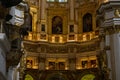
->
[0, 0, 120, 80]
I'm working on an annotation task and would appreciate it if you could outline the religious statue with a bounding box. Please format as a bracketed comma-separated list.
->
[114, 9, 120, 17]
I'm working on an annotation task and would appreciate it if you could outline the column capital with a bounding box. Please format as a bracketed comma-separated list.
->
[105, 25, 120, 34]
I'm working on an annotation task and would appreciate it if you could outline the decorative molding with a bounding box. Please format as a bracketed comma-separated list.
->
[23, 40, 99, 53]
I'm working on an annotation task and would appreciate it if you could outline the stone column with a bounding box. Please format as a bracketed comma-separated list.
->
[69, 57, 76, 70]
[105, 30, 112, 79]
[68, 48, 76, 70]
[69, 0, 74, 21]
[97, 1, 120, 80]
[109, 26, 120, 80]
[97, 25, 111, 80]
[38, 0, 41, 20]
[39, 53, 46, 70]
[36, 0, 41, 33]
[41, 0, 46, 20]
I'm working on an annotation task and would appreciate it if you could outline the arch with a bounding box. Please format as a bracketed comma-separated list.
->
[24, 74, 34, 80]
[83, 13, 93, 32]
[81, 74, 95, 80]
[77, 71, 97, 80]
[52, 16, 63, 34]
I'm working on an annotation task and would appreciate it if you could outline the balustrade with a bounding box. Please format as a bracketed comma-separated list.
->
[24, 31, 99, 43]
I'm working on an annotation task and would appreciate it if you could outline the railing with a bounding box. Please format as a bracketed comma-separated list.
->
[24, 31, 99, 43]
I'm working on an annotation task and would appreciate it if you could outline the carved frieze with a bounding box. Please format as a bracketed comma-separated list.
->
[39, 57, 46, 63]
[105, 25, 120, 34]
[69, 58, 76, 63]
[46, 46, 68, 53]
[23, 40, 99, 54]
[47, 2, 68, 8]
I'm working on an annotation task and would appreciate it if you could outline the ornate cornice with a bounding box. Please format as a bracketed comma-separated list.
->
[97, 1, 120, 27]
[23, 39, 99, 54]
[98, 1, 120, 14]
[105, 25, 120, 34]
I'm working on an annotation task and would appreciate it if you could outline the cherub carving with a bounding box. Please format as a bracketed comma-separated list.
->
[114, 9, 120, 17]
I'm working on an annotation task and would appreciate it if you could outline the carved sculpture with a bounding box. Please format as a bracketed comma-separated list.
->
[114, 9, 120, 17]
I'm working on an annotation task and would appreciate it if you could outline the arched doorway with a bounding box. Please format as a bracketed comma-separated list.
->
[81, 74, 95, 80]
[24, 74, 34, 80]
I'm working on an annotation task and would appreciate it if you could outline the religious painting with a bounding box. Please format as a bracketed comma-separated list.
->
[49, 62, 55, 70]
[41, 24, 45, 32]
[82, 61, 88, 68]
[26, 60, 33, 68]
[59, 62, 65, 70]
[69, 25, 74, 32]
[83, 13, 93, 32]
[52, 16, 63, 34]
[90, 60, 97, 68]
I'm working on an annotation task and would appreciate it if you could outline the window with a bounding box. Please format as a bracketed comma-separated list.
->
[47, 0, 67, 2]
[49, 62, 55, 70]
[82, 61, 88, 68]
[47, 0, 55, 2]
